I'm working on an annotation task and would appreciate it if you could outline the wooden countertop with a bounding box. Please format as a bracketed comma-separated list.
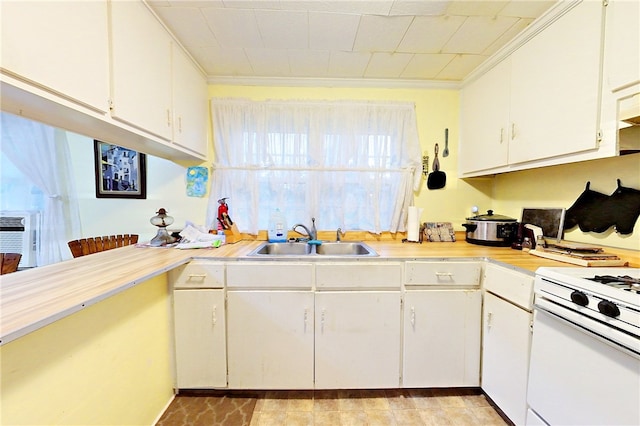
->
[1, 238, 638, 346]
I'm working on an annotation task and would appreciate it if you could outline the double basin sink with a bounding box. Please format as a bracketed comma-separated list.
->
[249, 241, 378, 257]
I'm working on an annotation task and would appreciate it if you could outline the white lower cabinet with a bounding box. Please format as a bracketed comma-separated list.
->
[482, 264, 534, 425]
[482, 292, 532, 425]
[226, 290, 314, 389]
[173, 289, 227, 388]
[403, 290, 481, 387]
[315, 291, 401, 389]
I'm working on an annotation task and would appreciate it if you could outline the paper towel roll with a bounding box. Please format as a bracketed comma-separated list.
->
[407, 206, 422, 242]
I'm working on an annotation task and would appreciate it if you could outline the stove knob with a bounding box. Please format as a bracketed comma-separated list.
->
[570, 290, 589, 307]
[597, 300, 620, 318]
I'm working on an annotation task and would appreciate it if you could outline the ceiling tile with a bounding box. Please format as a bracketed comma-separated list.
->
[446, 1, 509, 16]
[148, 0, 558, 82]
[398, 15, 466, 54]
[389, 0, 451, 16]
[309, 12, 360, 51]
[201, 8, 263, 48]
[289, 50, 330, 76]
[327, 51, 371, 77]
[482, 17, 532, 55]
[364, 52, 413, 78]
[151, 6, 217, 47]
[255, 9, 308, 49]
[245, 48, 291, 76]
[499, 0, 557, 18]
[191, 45, 253, 75]
[354, 15, 414, 52]
[401, 53, 456, 79]
[290, 1, 393, 15]
[221, 1, 282, 10]
[435, 53, 487, 80]
[442, 15, 518, 54]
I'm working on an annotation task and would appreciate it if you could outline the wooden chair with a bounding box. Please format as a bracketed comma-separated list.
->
[68, 234, 139, 258]
[1, 253, 22, 274]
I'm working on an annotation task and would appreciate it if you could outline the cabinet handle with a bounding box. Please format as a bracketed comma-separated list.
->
[178, 116, 182, 133]
[500, 128, 504, 144]
[188, 274, 207, 280]
[321, 308, 326, 333]
[410, 306, 415, 328]
[167, 109, 171, 127]
[487, 312, 493, 329]
[304, 307, 308, 332]
[511, 123, 516, 140]
[212, 305, 217, 326]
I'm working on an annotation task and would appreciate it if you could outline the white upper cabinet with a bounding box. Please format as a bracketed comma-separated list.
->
[508, 0, 604, 165]
[460, 60, 511, 174]
[459, 1, 611, 177]
[172, 45, 209, 157]
[109, 0, 173, 141]
[604, 0, 640, 92]
[1, 1, 110, 113]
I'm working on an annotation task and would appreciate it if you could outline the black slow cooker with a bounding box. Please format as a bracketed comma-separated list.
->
[462, 210, 518, 247]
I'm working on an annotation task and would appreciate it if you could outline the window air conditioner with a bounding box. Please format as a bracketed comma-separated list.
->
[0, 211, 40, 268]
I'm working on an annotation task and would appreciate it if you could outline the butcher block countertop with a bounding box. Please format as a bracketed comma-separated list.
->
[1, 237, 638, 345]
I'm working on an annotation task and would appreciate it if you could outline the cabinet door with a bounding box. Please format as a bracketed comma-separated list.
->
[460, 59, 511, 174]
[509, 1, 604, 164]
[315, 291, 401, 389]
[172, 46, 208, 157]
[403, 290, 481, 387]
[227, 291, 314, 389]
[173, 289, 226, 388]
[604, 0, 640, 92]
[1, 1, 109, 112]
[482, 292, 532, 425]
[110, 0, 172, 140]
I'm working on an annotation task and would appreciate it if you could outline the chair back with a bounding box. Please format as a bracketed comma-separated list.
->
[1, 253, 22, 274]
[68, 234, 139, 258]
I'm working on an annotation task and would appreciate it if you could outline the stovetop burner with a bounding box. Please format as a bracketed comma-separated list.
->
[588, 275, 640, 293]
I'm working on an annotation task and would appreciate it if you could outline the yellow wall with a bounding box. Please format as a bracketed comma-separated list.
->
[208, 84, 493, 229]
[492, 153, 640, 251]
[209, 85, 638, 251]
[66, 132, 209, 242]
[0, 275, 174, 425]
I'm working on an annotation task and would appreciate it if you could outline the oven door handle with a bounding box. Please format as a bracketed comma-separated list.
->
[535, 298, 640, 359]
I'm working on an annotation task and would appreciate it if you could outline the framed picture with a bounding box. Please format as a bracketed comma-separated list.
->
[94, 140, 147, 199]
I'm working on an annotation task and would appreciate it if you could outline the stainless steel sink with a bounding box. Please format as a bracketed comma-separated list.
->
[248, 241, 377, 257]
[315, 242, 377, 256]
[251, 242, 313, 256]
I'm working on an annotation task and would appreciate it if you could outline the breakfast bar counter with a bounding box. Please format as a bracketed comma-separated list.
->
[2, 237, 638, 346]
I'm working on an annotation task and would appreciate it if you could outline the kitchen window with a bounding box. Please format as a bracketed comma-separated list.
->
[207, 99, 421, 235]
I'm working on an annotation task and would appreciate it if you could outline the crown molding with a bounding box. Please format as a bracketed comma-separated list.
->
[207, 75, 460, 90]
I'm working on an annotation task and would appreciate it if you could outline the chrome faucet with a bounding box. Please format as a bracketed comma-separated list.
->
[336, 228, 344, 242]
[293, 217, 317, 241]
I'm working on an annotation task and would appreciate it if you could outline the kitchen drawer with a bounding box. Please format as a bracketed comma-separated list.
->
[483, 263, 534, 310]
[226, 262, 313, 289]
[315, 262, 402, 290]
[405, 261, 482, 287]
[171, 261, 225, 289]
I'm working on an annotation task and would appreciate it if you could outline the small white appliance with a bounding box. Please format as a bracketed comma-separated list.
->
[0, 211, 40, 268]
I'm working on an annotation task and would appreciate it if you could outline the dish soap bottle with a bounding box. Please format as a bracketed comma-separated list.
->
[268, 209, 287, 243]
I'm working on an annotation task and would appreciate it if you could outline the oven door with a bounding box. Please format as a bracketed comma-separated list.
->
[527, 302, 640, 426]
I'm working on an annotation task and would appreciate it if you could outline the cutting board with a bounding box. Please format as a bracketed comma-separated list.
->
[529, 249, 628, 267]
[546, 241, 603, 252]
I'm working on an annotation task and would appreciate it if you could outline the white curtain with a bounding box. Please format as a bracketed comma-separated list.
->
[1, 112, 81, 265]
[207, 99, 421, 235]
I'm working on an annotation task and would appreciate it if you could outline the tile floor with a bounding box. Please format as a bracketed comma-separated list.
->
[249, 388, 510, 426]
[157, 388, 511, 426]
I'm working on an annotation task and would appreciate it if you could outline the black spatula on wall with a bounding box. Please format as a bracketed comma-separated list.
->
[427, 143, 446, 190]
